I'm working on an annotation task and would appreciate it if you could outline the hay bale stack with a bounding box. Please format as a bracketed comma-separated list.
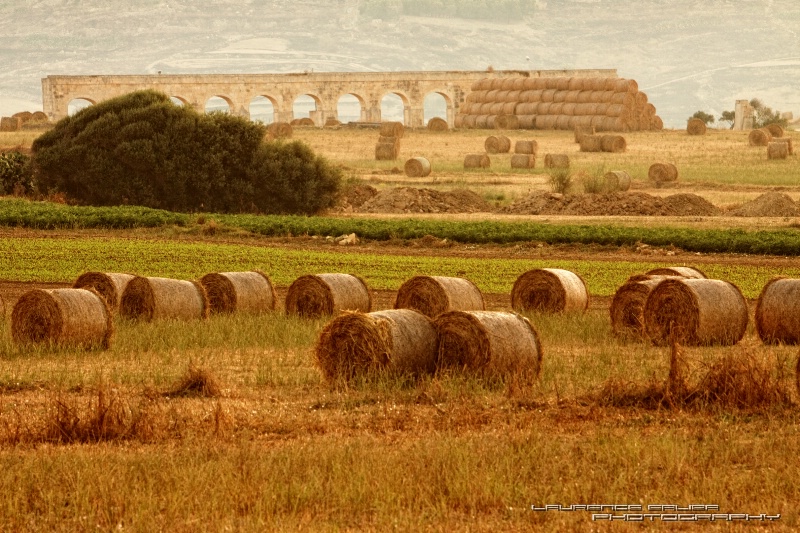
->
[603, 170, 631, 192]
[73, 272, 135, 311]
[11, 288, 113, 349]
[648, 162, 678, 183]
[579, 135, 604, 152]
[610, 275, 676, 339]
[464, 153, 490, 169]
[544, 154, 570, 169]
[285, 273, 371, 319]
[755, 277, 800, 344]
[379, 121, 405, 138]
[642, 278, 748, 346]
[495, 114, 519, 130]
[510, 154, 536, 169]
[765, 123, 785, 138]
[200, 271, 277, 315]
[514, 140, 538, 155]
[600, 135, 626, 153]
[395, 275, 485, 319]
[427, 117, 448, 131]
[314, 309, 438, 382]
[748, 128, 772, 146]
[434, 311, 543, 381]
[687, 118, 707, 135]
[645, 266, 706, 278]
[120, 277, 208, 321]
[375, 136, 401, 160]
[511, 268, 588, 313]
[768, 142, 789, 160]
[484, 135, 511, 154]
[266, 121, 292, 139]
[404, 157, 432, 178]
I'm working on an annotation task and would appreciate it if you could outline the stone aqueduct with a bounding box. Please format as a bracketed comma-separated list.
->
[42, 69, 617, 127]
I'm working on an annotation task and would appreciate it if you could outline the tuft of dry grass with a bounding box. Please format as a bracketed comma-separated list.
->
[163, 364, 222, 398]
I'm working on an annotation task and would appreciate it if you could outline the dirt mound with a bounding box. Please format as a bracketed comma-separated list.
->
[334, 184, 379, 212]
[729, 192, 800, 217]
[501, 192, 721, 216]
[357, 187, 491, 214]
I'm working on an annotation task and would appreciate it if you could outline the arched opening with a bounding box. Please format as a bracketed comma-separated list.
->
[67, 98, 95, 116]
[337, 94, 364, 123]
[380, 92, 407, 124]
[424, 92, 450, 125]
[292, 94, 319, 121]
[204, 96, 232, 114]
[170, 96, 187, 107]
[249, 95, 276, 124]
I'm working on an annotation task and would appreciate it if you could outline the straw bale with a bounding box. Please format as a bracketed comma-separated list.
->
[765, 123, 784, 138]
[505, 90, 521, 103]
[495, 114, 519, 130]
[30, 111, 48, 122]
[554, 78, 570, 91]
[643, 278, 748, 346]
[579, 134, 604, 152]
[748, 128, 772, 146]
[485, 135, 511, 154]
[686, 118, 706, 135]
[324, 118, 341, 127]
[610, 93, 634, 106]
[768, 142, 788, 160]
[266, 121, 292, 139]
[535, 115, 557, 130]
[532, 78, 548, 90]
[610, 275, 677, 339]
[600, 134, 627, 153]
[73, 272, 135, 311]
[12, 111, 33, 124]
[434, 311, 543, 381]
[199, 271, 277, 315]
[379, 121, 405, 138]
[536, 102, 552, 115]
[568, 78, 585, 91]
[475, 115, 491, 129]
[561, 103, 577, 116]
[395, 275, 485, 319]
[285, 273, 371, 319]
[543, 78, 559, 89]
[486, 115, 498, 129]
[645, 266, 706, 278]
[574, 103, 598, 115]
[648, 162, 678, 183]
[613, 79, 637, 92]
[315, 309, 438, 381]
[548, 102, 564, 115]
[404, 157, 431, 178]
[12, 288, 113, 349]
[0, 117, 21, 132]
[120, 276, 208, 321]
[462, 115, 477, 128]
[512, 78, 526, 91]
[511, 268, 588, 313]
[501, 78, 516, 90]
[485, 89, 500, 102]
[574, 126, 595, 143]
[755, 277, 800, 344]
[453, 115, 464, 129]
[576, 91, 592, 104]
[552, 91, 567, 103]
[652, 116, 664, 130]
[635, 92, 648, 107]
[606, 104, 629, 118]
[464, 154, 490, 169]
[293, 117, 314, 126]
[427, 117, 448, 131]
[375, 140, 399, 160]
[522, 78, 539, 90]
[510, 154, 535, 169]
[770, 137, 793, 155]
[604, 170, 631, 192]
[476, 78, 492, 91]
[544, 154, 570, 169]
[517, 115, 536, 129]
[563, 90, 580, 103]
[541, 89, 557, 102]
[490, 79, 505, 90]
[514, 140, 538, 155]
[465, 91, 483, 103]
[515, 103, 537, 115]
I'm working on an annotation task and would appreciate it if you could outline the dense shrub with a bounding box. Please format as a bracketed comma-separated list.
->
[30, 90, 341, 214]
[0, 151, 32, 195]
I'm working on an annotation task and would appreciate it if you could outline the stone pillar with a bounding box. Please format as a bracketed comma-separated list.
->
[363, 104, 381, 122]
[734, 100, 753, 131]
[274, 109, 293, 124]
[407, 107, 424, 128]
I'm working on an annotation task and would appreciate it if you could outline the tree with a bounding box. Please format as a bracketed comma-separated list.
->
[750, 98, 788, 129]
[0, 151, 32, 195]
[719, 110, 735, 129]
[689, 111, 715, 125]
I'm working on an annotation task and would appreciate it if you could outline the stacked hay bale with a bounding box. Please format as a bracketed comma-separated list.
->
[579, 134, 626, 153]
[455, 76, 662, 132]
[376, 121, 404, 160]
[748, 128, 772, 146]
[395, 276, 485, 318]
[73, 272, 135, 312]
[511, 140, 537, 169]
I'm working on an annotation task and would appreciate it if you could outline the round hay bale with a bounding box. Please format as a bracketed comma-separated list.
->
[73, 272, 135, 311]
[324, 118, 341, 127]
[610, 92, 634, 106]
[755, 277, 800, 344]
[454, 115, 465, 129]
[600, 134, 627, 153]
[514, 140, 538, 155]
[505, 90, 521, 103]
[475, 115, 491, 129]
[286, 274, 371, 319]
[464, 153, 490, 169]
[579, 134, 604, 152]
[552, 91, 567, 103]
[404, 157, 432, 178]
[395, 275, 485, 319]
[434, 311, 543, 381]
[427, 117, 448, 131]
[574, 126, 595, 143]
[266, 121, 293, 139]
[512, 78, 526, 91]
[765, 123, 784, 138]
[314, 309, 438, 382]
[561, 102, 577, 116]
[544, 154, 570, 169]
[574, 103, 598, 115]
[375, 142, 398, 160]
[536, 115, 558, 130]
[120, 277, 208, 321]
[548, 102, 564, 115]
[485, 135, 511, 154]
[648, 162, 678, 183]
[635, 92, 649, 107]
[495, 114, 520, 130]
[476, 78, 493, 91]
[768, 141, 789, 160]
[610, 275, 676, 338]
[295, 117, 315, 126]
[379, 121, 405, 138]
[199, 271, 277, 315]
[541, 89, 557, 102]
[511, 268, 588, 313]
[517, 115, 536, 129]
[645, 266, 707, 278]
[12, 288, 113, 349]
[604, 170, 631, 192]
[652, 116, 664, 130]
[462, 115, 477, 128]
[568, 78, 585, 91]
[643, 278, 748, 346]
[614, 79, 638, 93]
[687, 118, 707, 135]
[748, 128, 772, 146]
[501, 79, 516, 91]
[555, 115, 572, 130]
[30, 111, 48, 123]
[515, 103, 537, 115]
[510, 154, 536, 169]
[771, 137, 793, 155]
[522, 78, 538, 90]
[555, 78, 570, 91]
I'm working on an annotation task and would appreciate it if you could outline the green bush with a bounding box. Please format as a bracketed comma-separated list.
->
[0, 151, 32, 195]
[30, 90, 341, 214]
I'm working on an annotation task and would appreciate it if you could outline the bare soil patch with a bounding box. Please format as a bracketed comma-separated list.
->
[500, 191, 721, 216]
[729, 191, 800, 217]
[354, 187, 491, 214]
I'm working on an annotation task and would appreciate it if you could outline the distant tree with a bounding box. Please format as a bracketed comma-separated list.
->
[689, 111, 715, 125]
[0, 151, 32, 195]
[749, 98, 788, 129]
[719, 110, 735, 129]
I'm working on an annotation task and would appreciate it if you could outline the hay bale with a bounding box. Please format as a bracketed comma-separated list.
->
[600, 135, 627, 153]
[604, 170, 631, 192]
[0, 295, 4, 319]
[314, 309, 438, 382]
[285, 273, 371, 319]
[686, 118, 706, 135]
[73, 272, 135, 311]
[755, 277, 800, 344]
[574, 126, 595, 143]
[484, 135, 511, 154]
[544, 154, 570, 169]
[648, 162, 678, 183]
[0, 117, 21, 132]
[494, 114, 519, 130]
[11, 288, 113, 349]
[199, 271, 277, 315]
[464, 153, 490, 169]
[517, 115, 536, 129]
[293, 117, 314, 126]
[770, 137, 793, 155]
[379, 121, 404, 138]
[748, 128, 772, 146]
[324, 118, 342, 127]
[514, 140, 538, 155]
[395, 275, 485, 319]
[511, 268, 588, 313]
[643, 278, 748, 346]
[768, 141, 789, 160]
[765, 123, 784, 138]
[510, 154, 535, 169]
[427, 117, 448, 131]
[610, 275, 676, 339]
[579, 134, 604, 152]
[266, 121, 292, 139]
[404, 157, 431, 178]
[645, 266, 707, 278]
[30, 111, 48, 123]
[375, 137, 400, 160]
[120, 276, 208, 321]
[434, 311, 543, 381]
